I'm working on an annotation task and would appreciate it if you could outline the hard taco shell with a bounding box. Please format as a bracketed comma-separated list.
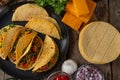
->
[25, 18, 60, 39]
[2, 25, 24, 60]
[16, 36, 43, 70]
[32, 35, 59, 72]
[8, 28, 37, 63]
[12, 3, 48, 21]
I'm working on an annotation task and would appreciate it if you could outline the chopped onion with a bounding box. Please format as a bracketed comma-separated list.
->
[75, 64, 104, 80]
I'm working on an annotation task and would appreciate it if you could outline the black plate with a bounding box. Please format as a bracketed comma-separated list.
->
[0, 2, 69, 80]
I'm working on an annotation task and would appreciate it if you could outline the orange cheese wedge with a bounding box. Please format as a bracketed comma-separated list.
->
[62, 12, 83, 31]
[73, 0, 89, 17]
[79, 0, 97, 23]
[66, 0, 89, 17]
[65, 0, 96, 23]
[65, 1, 79, 17]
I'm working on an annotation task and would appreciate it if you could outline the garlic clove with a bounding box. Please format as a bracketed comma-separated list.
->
[62, 59, 78, 75]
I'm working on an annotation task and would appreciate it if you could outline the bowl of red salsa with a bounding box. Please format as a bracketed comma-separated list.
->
[47, 71, 72, 80]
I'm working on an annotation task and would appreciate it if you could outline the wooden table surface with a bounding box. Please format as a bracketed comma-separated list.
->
[0, 0, 120, 80]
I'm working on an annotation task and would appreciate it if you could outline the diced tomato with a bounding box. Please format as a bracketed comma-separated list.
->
[31, 56, 36, 61]
[44, 66, 49, 70]
[60, 76, 68, 80]
[50, 58, 55, 63]
[40, 65, 49, 71]
[22, 62, 29, 68]
[54, 75, 68, 80]
[32, 46, 37, 52]
[1, 37, 4, 40]
[25, 32, 30, 35]
[54, 76, 61, 80]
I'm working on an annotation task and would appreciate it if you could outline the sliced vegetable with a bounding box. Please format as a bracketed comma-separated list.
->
[9, 23, 15, 28]
[3, 28, 8, 32]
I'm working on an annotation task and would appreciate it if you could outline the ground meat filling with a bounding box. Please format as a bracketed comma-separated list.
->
[9, 41, 17, 62]
[9, 29, 33, 62]
[38, 52, 58, 72]
[19, 36, 42, 69]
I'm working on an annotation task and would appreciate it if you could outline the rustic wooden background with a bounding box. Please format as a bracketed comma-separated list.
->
[0, 0, 120, 80]
[68, 0, 120, 80]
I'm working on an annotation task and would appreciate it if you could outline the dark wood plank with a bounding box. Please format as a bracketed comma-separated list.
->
[111, 57, 120, 80]
[68, 0, 112, 80]
[0, 69, 4, 80]
[109, 0, 120, 31]
[109, 0, 120, 80]
[92, 1, 112, 80]
[95, 1, 112, 80]
[94, 0, 109, 21]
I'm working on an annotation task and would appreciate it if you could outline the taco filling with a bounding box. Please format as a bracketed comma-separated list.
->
[9, 29, 33, 62]
[32, 35, 59, 72]
[38, 52, 58, 72]
[18, 36, 42, 68]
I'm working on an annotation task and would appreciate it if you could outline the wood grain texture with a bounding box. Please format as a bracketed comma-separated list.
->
[109, 0, 120, 30]
[68, 0, 112, 80]
[0, 69, 4, 80]
[94, 0, 109, 21]
[109, 0, 120, 80]
[0, 0, 120, 80]
[93, 1, 112, 80]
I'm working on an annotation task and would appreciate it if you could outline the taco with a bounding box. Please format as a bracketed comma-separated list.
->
[12, 3, 48, 21]
[32, 35, 59, 72]
[8, 28, 37, 63]
[1, 25, 23, 60]
[0, 25, 12, 58]
[16, 36, 43, 70]
[25, 18, 60, 39]
[32, 15, 61, 36]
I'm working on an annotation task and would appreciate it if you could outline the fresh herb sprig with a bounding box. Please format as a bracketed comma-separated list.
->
[34, 0, 68, 15]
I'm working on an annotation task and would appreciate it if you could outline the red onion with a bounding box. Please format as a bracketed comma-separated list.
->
[75, 64, 104, 80]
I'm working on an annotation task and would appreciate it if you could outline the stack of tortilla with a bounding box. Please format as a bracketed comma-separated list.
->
[79, 21, 120, 64]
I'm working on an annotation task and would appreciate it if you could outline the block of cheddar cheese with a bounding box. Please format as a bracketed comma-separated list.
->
[65, 0, 89, 17]
[79, 0, 97, 23]
[73, 0, 89, 17]
[62, 12, 83, 31]
[65, 0, 96, 23]
[65, 1, 78, 17]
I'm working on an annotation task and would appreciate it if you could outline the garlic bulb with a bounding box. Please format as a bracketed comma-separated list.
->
[62, 59, 77, 75]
